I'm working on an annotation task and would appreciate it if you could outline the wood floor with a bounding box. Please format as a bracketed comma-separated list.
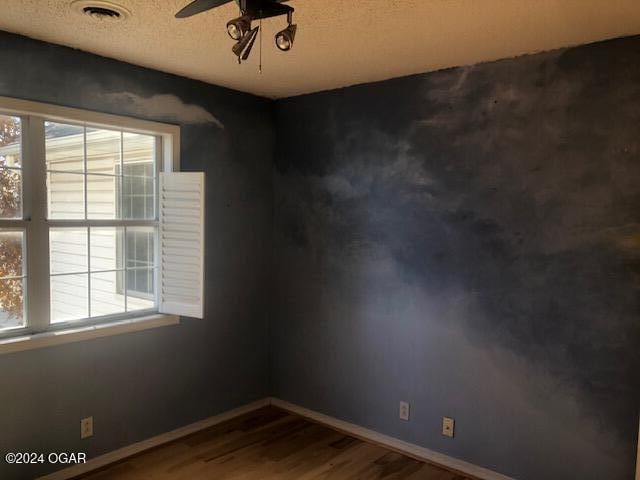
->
[78, 407, 472, 480]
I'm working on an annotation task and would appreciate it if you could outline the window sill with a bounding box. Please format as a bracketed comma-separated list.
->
[0, 314, 180, 356]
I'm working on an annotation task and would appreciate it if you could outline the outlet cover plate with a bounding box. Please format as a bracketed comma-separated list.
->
[81, 416, 93, 439]
[442, 417, 454, 437]
[399, 401, 410, 421]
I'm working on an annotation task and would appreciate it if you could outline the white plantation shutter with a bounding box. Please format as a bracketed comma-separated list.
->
[159, 172, 205, 318]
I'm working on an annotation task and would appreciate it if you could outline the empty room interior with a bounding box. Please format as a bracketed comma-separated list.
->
[0, 1, 639, 479]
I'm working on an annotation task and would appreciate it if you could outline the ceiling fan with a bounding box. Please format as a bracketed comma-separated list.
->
[175, 0, 297, 65]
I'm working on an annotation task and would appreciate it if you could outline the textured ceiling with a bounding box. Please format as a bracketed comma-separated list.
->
[0, 0, 639, 98]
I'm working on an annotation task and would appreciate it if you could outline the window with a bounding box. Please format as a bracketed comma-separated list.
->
[46, 124, 158, 323]
[0, 97, 203, 339]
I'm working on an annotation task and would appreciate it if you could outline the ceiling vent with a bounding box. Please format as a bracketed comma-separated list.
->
[71, 1, 130, 22]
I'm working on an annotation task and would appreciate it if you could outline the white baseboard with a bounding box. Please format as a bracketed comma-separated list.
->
[270, 397, 515, 480]
[37, 398, 271, 480]
[37, 396, 513, 480]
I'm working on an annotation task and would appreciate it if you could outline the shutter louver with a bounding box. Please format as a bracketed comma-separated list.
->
[159, 172, 205, 318]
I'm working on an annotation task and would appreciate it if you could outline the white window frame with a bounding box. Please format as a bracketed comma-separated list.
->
[0, 95, 181, 343]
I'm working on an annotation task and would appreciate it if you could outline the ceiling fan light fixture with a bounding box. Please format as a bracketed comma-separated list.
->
[226, 15, 251, 41]
[232, 26, 260, 59]
[275, 24, 297, 52]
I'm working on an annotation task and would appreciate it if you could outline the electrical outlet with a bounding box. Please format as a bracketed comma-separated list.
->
[80, 417, 93, 439]
[399, 401, 410, 421]
[442, 417, 454, 438]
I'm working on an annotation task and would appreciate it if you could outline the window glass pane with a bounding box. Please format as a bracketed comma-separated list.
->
[0, 231, 24, 278]
[0, 168, 22, 218]
[122, 175, 155, 220]
[45, 122, 84, 172]
[0, 278, 24, 330]
[91, 270, 125, 317]
[126, 227, 155, 309]
[51, 274, 88, 323]
[0, 231, 25, 331]
[126, 227, 154, 270]
[122, 132, 156, 220]
[0, 116, 22, 220]
[87, 174, 119, 219]
[127, 269, 155, 312]
[90, 227, 123, 272]
[122, 161, 155, 177]
[86, 128, 121, 175]
[50, 228, 88, 274]
[123, 132, 155, 172]
[0, 115, 21, 168]
[47, 172, 85, 219]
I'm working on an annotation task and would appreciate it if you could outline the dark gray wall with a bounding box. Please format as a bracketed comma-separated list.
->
[0, 32, 273, 479]
[272, 36, 640, 480]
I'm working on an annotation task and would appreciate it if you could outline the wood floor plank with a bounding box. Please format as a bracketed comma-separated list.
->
[77, 407, 474, 480]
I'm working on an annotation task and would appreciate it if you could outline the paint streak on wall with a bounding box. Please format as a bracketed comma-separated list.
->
[103, 92, 225, 128]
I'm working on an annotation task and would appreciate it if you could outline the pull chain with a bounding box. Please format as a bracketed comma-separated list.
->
[259, 18, 263, 73]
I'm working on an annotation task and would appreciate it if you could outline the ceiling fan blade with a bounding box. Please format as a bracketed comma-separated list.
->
[251, 1, 293, 20]
[241, 26, 260, 61]
[175, 0, 234, 18]
[247, 0, 293, 20]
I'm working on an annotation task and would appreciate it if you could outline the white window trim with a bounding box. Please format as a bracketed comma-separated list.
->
[0, 314, 180, 355]
[0, 95, 182, 351]
[0, 96, 180, 172]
